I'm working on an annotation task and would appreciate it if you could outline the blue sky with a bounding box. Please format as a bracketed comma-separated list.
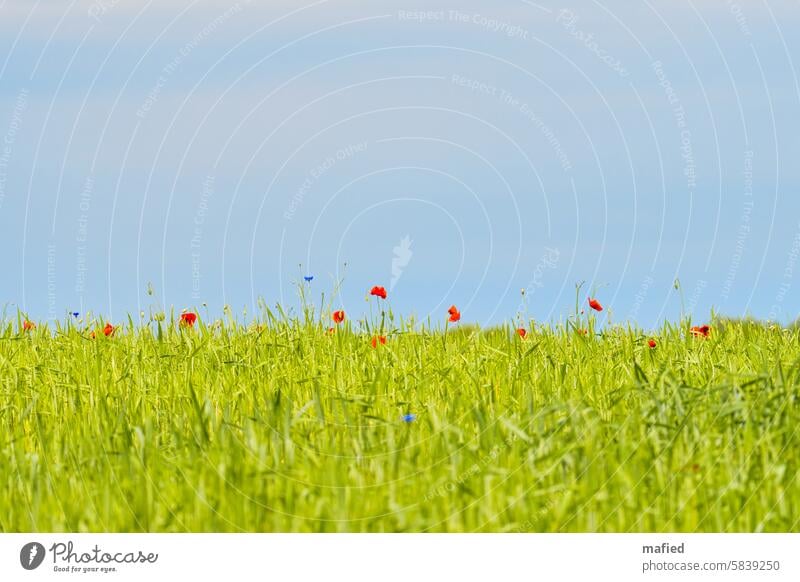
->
[1, 0, 799, 327]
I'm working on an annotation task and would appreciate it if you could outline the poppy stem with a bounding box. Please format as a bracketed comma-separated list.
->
[674, 278, 686, 324]
[574, 281, 585, 328]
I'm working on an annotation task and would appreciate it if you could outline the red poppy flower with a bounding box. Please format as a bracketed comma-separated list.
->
[691, 325, 710, 338]
[371, 335, 387, 348]
[588, 298, 603, 312]
[370, 286, 387, 300]
[516, 328, 527, 339]
[23, 320, 35, 332]
[180, 312, 197, 327]
[447, 305, 461, 323]
[332, 310, 345, 324]
[103, 323, 115, 337]
[648, 339, 657, 349]
[90, 331, 96, 339]
[327, 327, 335, 335]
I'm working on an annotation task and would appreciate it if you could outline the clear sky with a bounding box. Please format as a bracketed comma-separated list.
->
[1, 0, 799, 328]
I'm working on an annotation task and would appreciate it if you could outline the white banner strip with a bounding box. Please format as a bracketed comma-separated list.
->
[1, 534, 797, 581]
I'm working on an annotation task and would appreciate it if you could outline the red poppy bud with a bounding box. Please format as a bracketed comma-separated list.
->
[180, 312, 198, 327]
[447, 305, 461, 323]
[369, 286, 387, 300]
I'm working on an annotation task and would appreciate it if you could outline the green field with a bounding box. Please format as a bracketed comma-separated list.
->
[1, 308, 798, 532]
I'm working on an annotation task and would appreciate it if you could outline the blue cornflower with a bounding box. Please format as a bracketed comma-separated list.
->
[402, 414, 416, 423]
[304, 276, 314, 282]
[72, 312, 79, 318]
